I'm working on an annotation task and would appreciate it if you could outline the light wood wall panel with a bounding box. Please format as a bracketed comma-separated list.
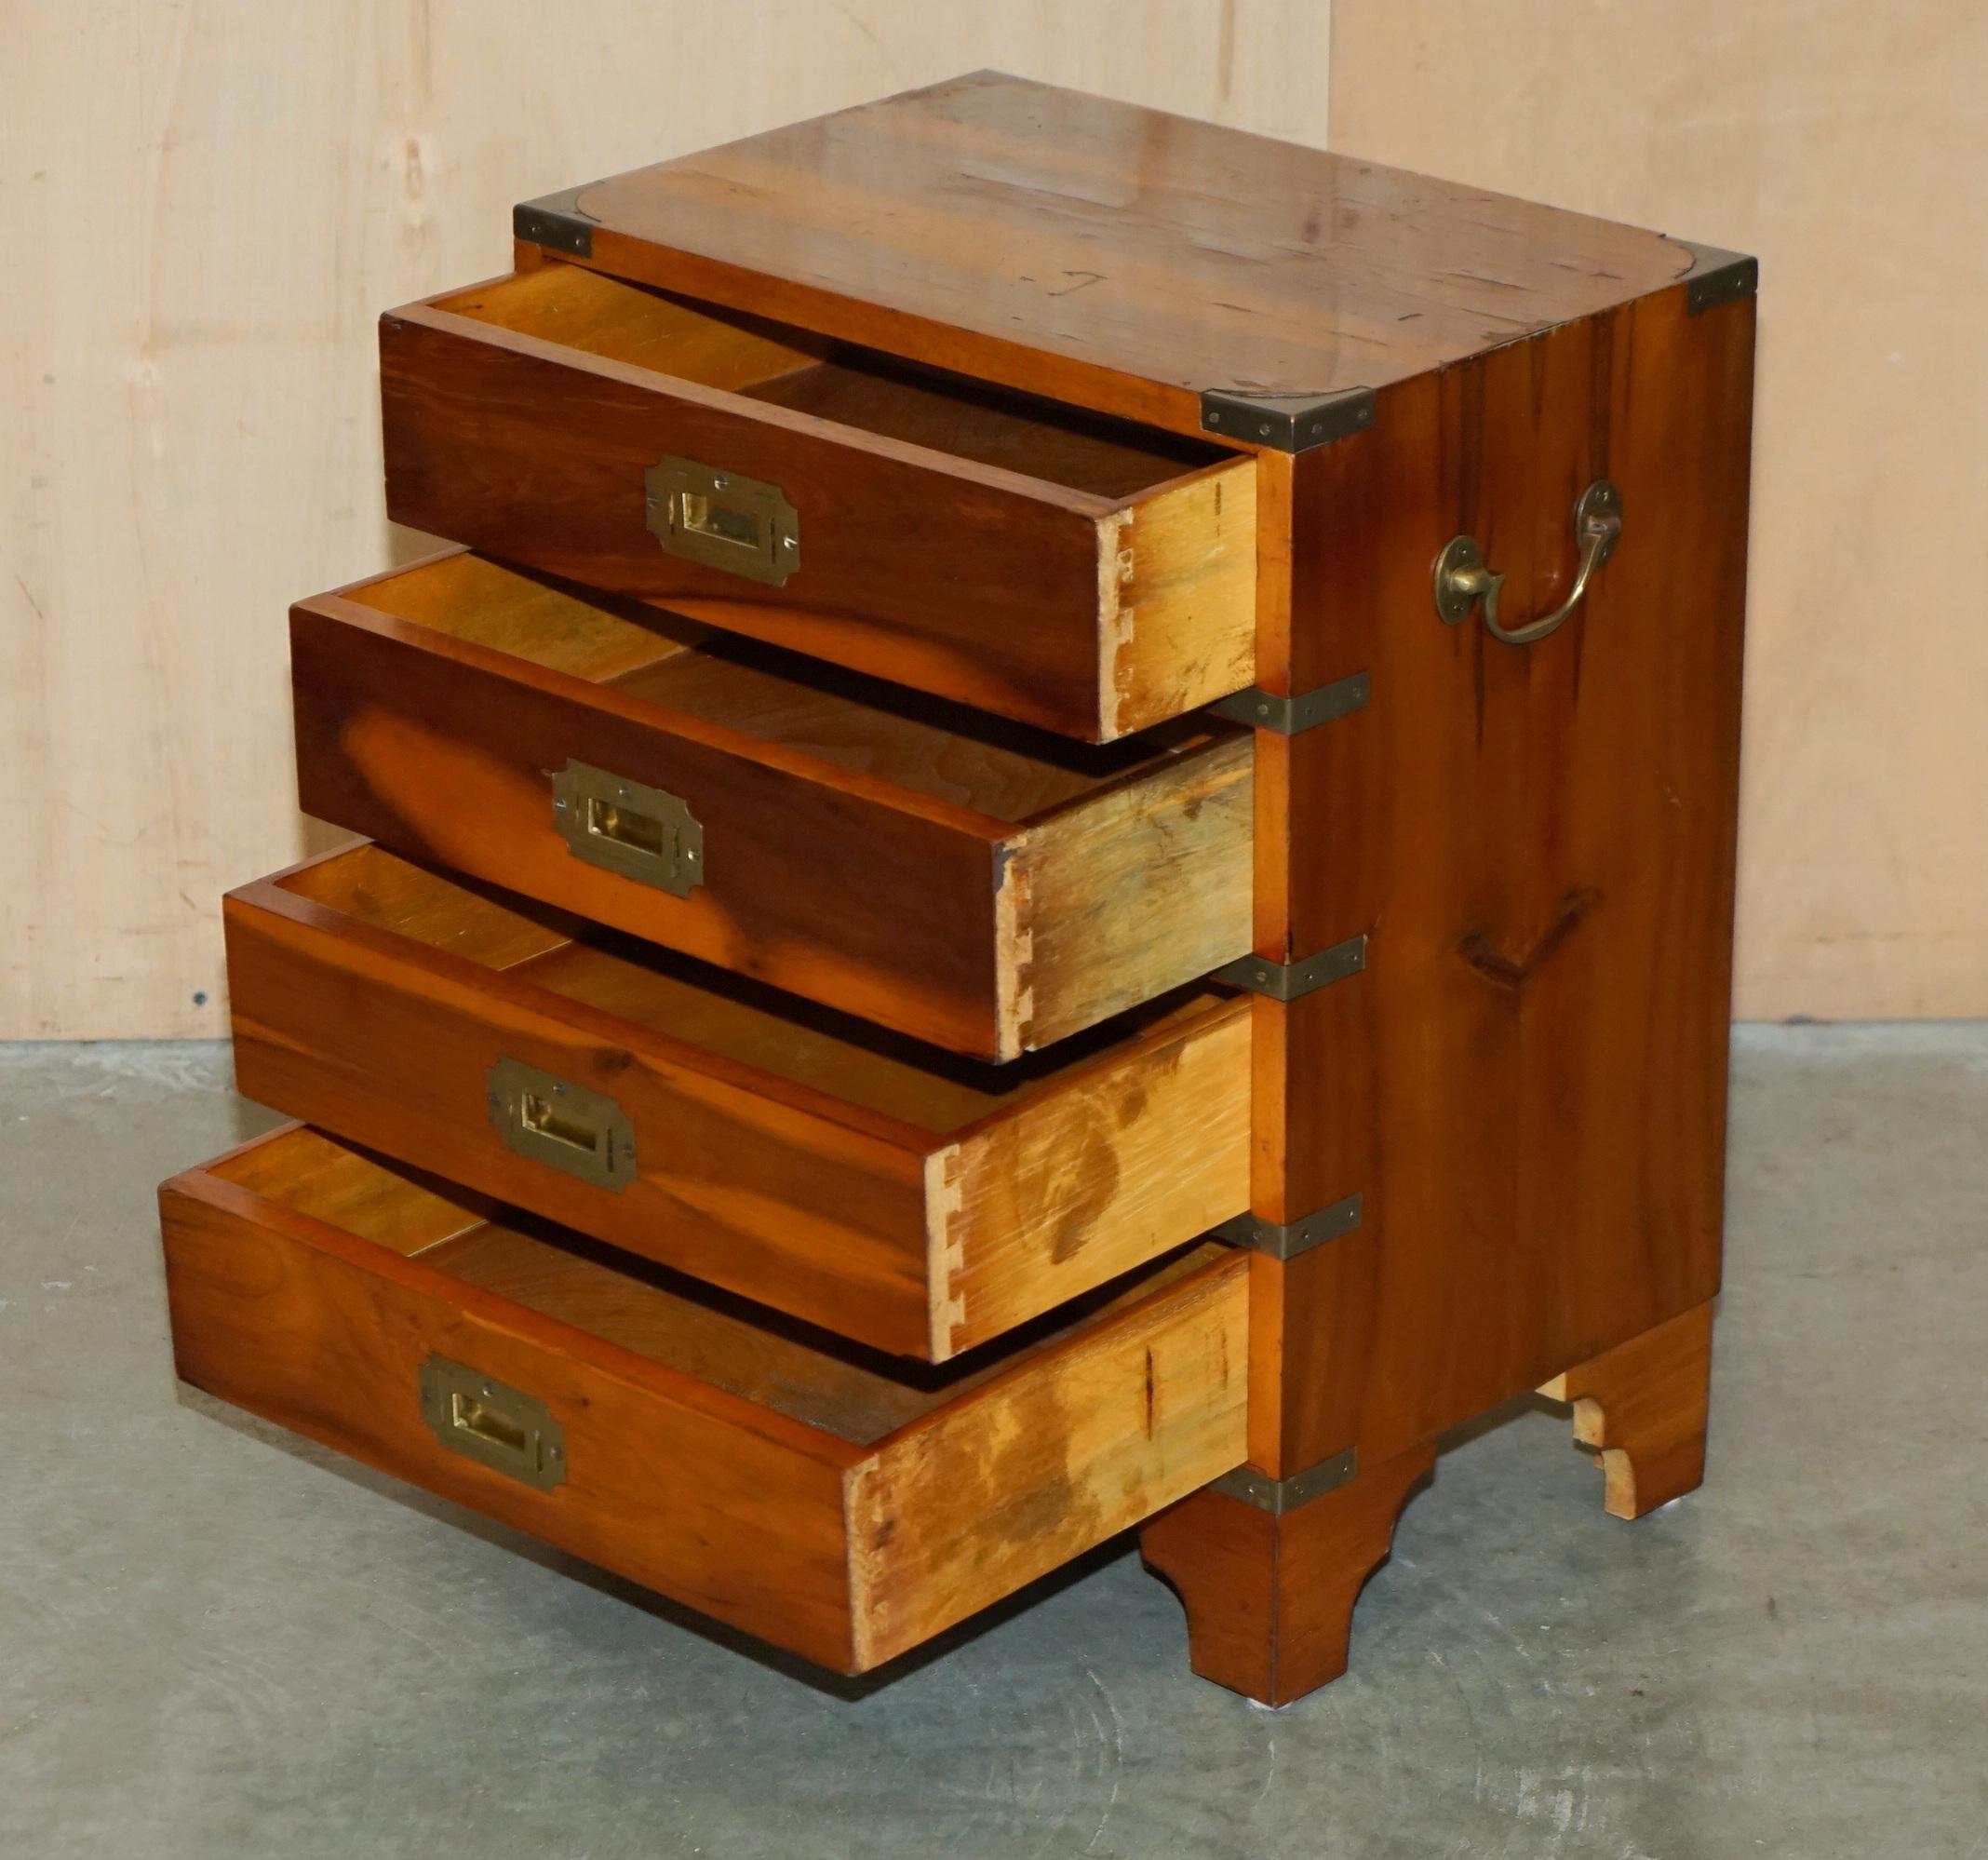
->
[1, 0, 1332, 1039]
[1330, 0, 1988, 1020]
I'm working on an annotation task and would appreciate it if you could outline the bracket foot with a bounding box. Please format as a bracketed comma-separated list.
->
[1538, 1301, 1714, 1519]
[1140, 1439, 1433, 1705]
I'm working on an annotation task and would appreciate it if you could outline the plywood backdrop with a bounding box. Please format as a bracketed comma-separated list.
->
[0, 0, 1332, 1039]
[1331, 0, 1988, 1019]
[6, 2, 1982, 1036]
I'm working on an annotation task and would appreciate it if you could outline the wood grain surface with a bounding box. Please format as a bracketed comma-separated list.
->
[162, 1125, 1251, 1672]
[1330, 1, 1988, 1021]
[1249, 276, 1751, 1475]
[380, 265, 1256, 740]
[20, 20, 1978, 1035]
[1538, 1299, 1715, 1519]
[1140, 1439, 1435, 1705]
[547, 72, 1692, 438]
[222, 843, 1252, 1359]
[292, 551, 1253, 1058]
[6, 7, 1333, 1038]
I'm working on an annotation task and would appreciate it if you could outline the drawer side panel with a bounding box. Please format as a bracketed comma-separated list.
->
[1011, 734, 1254, 1051]
[850, 1250, 1250, 1669]
[934, 999, 1252, 1357]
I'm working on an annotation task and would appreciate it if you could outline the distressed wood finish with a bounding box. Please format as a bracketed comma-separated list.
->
[163, 1126, 1251, 1673]
[380, 263, 1256, 740]
[1539, 1301, 1715, 1519]
[1140, 1441, 1434, 1705]
[222, 844, 1251, 1361]
[532, 72, 1697, 441]
[292, 550, 1253, 1059]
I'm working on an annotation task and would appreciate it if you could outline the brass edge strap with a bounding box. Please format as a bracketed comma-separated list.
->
[1199, 386, 1376, 451]
[1207, 671, 1370, 735]
[1213, 933, 1367, 1002]
[1673, 238, 1759, 317]
[1213, 1193, 1364, 1261]
[1212, 1449, 1358, 1516]
[514, 183, 604, 258]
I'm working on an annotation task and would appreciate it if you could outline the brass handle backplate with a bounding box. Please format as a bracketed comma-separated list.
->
[1433, 479, 1624, 646]
[487, 1057, 637, 1192]
[552, 760, 704, 897]
[644, 452, 799, 586]
[419, 1355, 567, 1490]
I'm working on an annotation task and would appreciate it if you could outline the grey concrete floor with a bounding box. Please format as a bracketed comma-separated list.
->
[2, 1029, 1983, 1859]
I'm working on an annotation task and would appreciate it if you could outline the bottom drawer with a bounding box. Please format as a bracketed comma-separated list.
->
[161, 1126, 1249, 1673]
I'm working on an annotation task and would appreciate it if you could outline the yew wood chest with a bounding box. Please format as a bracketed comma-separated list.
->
[160, 72, 1754, 1705]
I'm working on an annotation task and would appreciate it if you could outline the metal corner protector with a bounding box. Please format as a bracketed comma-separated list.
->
[1199, 386, 1375, 452]
[1673, 239, 1759, 316]
[514, 183, 601, 259]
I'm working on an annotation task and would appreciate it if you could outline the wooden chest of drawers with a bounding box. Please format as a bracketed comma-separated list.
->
[159, 72, 1754, 1706]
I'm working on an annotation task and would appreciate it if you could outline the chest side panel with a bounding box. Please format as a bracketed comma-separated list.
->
[1253, 280, 1753, 1469]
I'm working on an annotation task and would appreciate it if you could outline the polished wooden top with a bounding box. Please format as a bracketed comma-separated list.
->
[539, 72, 1698, 438]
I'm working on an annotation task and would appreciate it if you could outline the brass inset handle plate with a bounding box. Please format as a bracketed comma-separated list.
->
[644, 452, 799, 586]
[552, 761, 704, 897]
[1433, 480, 1624, 646]
[419, 1355, 567, 1491]
[487, 1057, 638, 1192]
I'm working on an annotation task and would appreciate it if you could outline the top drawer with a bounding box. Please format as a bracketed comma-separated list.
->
[381, 263, 1256, 741]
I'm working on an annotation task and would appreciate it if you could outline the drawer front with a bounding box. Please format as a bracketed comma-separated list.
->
[161, 1128, 1250, 1674]
[380, 266, 1256, 742]
[223, 845, 1252, 1361]
[291, 553, 1253, 1061]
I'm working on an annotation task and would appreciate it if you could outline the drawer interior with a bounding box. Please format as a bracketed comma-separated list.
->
[206, 1125, 1225, 1444]
[275, 842, 1232, 1131]
[170, 1124, 1249, 1669]
[339, 551, 1235, 829]
[439, 264, 1229, 499]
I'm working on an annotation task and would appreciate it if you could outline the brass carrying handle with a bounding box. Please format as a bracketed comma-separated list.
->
[1432, 480, 1624, 646]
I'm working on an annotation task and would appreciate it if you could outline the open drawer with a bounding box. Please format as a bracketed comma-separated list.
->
[292, 550, 1254, 1060]
[161, 1126, 1249, 1673]
[224, 843, 1252, 1361]
[380, 263, 1256, 741]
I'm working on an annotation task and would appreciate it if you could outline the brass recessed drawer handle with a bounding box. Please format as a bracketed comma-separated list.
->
[487, 1057, 637, 1192]
[644, 452, 799, 586]
[1433, 480, 1623, 646]
[419, 1355, 567, 1490]
[552, 760, 704, 897]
